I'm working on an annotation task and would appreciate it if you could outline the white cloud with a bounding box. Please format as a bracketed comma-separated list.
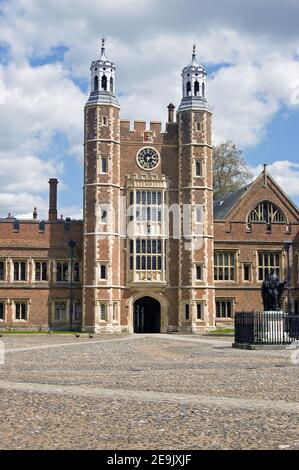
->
[59, 205, 83, 220]
[0, 0, 299, 214]
[252, 160, 299, 199]
[209, 62, 279, 147]
[0, 62, 86, 157]
[0, 192, 47, 219]
[0, 154, 64, 193]
[0, 61, 86, 216]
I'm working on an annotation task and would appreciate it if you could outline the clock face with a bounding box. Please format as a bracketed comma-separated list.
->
[137, 148, 159, 170]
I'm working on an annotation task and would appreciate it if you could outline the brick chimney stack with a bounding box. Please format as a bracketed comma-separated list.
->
[167, 103, 175, 123]
[48, 178, 58, 221]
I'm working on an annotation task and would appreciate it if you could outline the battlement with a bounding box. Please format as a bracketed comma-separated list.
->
[120, 119, 178, 143]
[120, 120, 163, 132]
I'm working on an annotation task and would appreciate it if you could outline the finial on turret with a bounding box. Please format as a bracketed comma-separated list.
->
[192, 44, 196, 60]
[101, 37, 106, 55]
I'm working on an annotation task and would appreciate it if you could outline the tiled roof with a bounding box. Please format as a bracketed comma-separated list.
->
[213, 184, 252, 220]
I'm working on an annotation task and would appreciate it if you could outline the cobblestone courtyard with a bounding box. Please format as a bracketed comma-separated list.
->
[0, 333, 298, 450]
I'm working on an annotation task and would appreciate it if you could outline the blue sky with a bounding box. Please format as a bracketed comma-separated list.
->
[0, 0, 299, 219]
[245, 109, 299, 168]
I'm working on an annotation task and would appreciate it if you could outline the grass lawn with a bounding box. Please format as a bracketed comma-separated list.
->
[207, 328, 234, 335]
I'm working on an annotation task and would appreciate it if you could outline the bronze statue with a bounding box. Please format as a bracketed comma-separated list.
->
[261, 268, 285, 311]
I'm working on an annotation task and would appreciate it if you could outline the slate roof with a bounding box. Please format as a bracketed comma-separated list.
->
[213, 183, 252, 220]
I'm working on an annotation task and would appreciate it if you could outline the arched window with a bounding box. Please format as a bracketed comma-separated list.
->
[94, 76, 99, 91]
[186, 81, 191, 96]
[194, 81, 199, 96]
[202, 82, 205, 98]
[248, 201, 286, 225]
[101, 75, 107, 91]
[110, 77, 113, 92]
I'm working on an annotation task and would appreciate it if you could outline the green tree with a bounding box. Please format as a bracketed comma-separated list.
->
[213, 140, 254, 201]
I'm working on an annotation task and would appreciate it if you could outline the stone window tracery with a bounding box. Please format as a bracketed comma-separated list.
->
[248, 201, 286, 225]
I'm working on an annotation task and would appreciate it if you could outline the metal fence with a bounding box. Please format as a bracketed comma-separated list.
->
[234, 311, 299, 346]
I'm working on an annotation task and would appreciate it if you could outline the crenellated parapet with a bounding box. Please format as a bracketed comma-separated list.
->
[120, 119, 178, 144]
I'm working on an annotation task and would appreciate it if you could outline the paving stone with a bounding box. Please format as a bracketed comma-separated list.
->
[0, 334, 298, 449]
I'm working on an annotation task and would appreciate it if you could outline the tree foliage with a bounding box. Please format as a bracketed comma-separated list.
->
[213, 140, 254, 201]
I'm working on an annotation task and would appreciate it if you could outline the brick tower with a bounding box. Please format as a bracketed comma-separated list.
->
[177, 45, 215, 331]
[83, 38, 121, 332]
[82, 41, 215, 334]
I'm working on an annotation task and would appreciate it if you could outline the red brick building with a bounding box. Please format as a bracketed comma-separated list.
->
[0, 41, 298, 332]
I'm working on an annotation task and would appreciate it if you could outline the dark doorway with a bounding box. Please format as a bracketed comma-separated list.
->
[133, 296, 161, 333]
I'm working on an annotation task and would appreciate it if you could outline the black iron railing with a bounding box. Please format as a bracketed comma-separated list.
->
[234, 311, 299, 346]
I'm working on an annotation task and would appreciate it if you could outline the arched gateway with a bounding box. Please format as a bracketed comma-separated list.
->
[133, 296, 161, 333]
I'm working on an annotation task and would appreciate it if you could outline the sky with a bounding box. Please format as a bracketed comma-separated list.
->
[0, 0, 299, 220]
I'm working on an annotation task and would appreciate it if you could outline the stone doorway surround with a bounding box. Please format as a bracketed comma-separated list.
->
[133, 296, 161, 333]
[126, 292, 169, 333]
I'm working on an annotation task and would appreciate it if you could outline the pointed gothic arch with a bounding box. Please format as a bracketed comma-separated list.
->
[247, 201, 287, 225]
[186, 81, 191, 96]
[194, 80, 199, 96]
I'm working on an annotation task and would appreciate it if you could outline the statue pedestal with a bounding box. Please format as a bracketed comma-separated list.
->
[261, 311, 289, 343]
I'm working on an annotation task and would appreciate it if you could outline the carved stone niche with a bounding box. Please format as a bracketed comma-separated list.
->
[143, 131, 154, 143]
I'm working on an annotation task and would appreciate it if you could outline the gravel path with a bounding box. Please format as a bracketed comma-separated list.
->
[0, 333, 298, 450]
